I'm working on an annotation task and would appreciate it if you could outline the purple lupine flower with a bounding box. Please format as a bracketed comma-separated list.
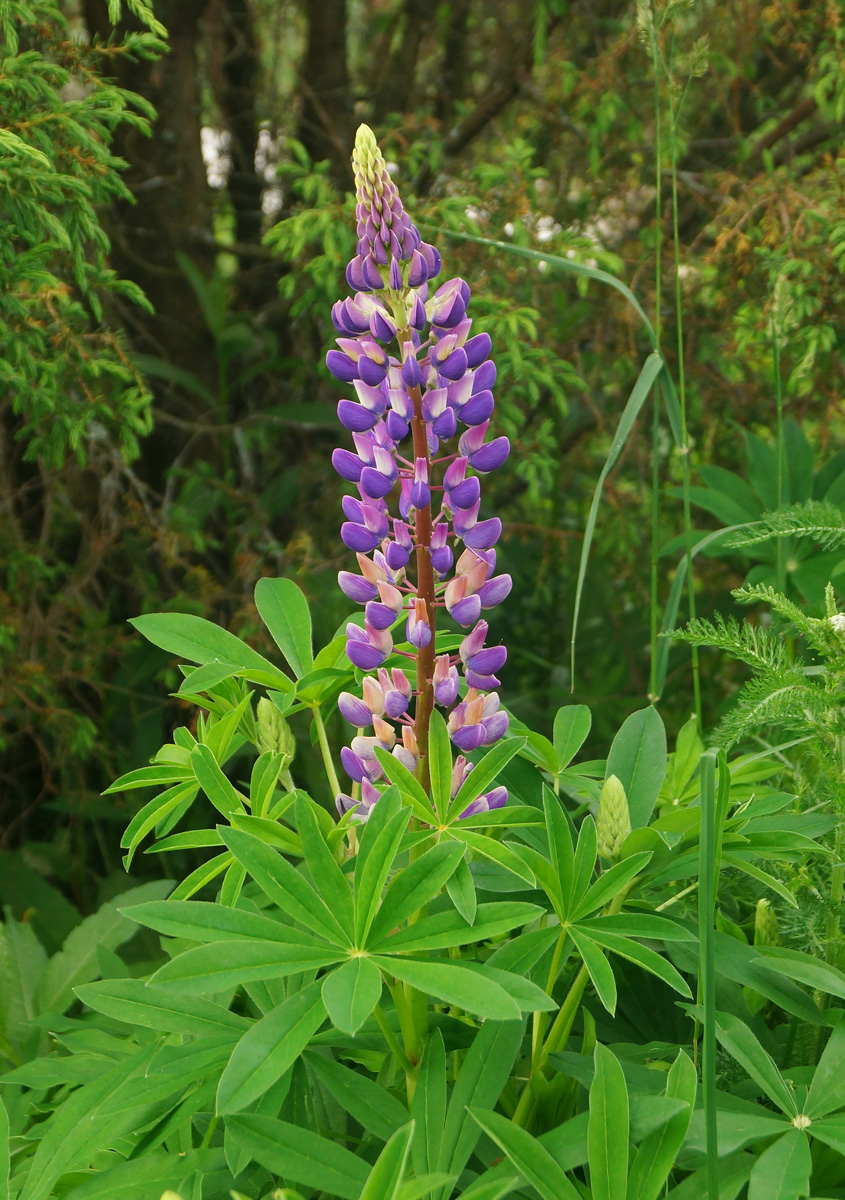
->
[329, 124, 513, 821]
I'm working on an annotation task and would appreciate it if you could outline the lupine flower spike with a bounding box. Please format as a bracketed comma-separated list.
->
[330, 125, 512, 821]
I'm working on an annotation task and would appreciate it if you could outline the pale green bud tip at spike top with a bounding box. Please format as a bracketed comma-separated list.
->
[597, 773, 631, 861]
[352, 123, 386, 194]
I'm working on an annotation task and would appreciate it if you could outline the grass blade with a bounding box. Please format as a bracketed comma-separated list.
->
[571, 352, 664, 687]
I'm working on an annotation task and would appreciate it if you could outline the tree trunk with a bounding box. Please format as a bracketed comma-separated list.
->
[297, 0, 353, 191]
[83, 0, 217, 408]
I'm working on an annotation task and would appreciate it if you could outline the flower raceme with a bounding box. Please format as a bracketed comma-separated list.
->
[329, 124, 512, 821]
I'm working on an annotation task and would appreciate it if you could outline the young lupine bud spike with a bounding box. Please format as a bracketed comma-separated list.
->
[256, 697, 296, 767]
[597, 774, 631, 861]
[754, 898, 779, 947]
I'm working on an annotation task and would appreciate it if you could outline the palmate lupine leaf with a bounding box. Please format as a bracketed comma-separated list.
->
[216, 981, 327, 1113]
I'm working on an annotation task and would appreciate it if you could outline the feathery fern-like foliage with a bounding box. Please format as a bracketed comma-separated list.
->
[725, 500, 845, 552]
[676, 582, 845, 756]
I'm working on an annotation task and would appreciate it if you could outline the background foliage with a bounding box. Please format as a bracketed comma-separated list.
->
[2, 0, 844, 902]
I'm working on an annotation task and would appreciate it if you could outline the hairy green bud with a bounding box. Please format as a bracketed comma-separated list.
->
[597, 774, 631, 860]
[754, 898, 779, 947]
[257, 697, 295, 766]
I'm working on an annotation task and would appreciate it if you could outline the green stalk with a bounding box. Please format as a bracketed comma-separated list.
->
[648, 0, 663, 703]
[312, 704, 341, 799]
[374, 1001, 416, 1078]
[698, 748, 720, 1200]
[667, 52, 702, 729]
[513, 964, 589, 1129]
[513, 886, 632, 1130]
[772, 312, 786, 595]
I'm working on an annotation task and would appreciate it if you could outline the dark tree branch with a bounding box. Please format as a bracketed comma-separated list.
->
[749, 95, 818, 160]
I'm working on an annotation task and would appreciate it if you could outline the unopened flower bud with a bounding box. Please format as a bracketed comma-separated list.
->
[597, 774, 631, 860]
[754, 898, 779, 947]
[256, 697, 295, 767]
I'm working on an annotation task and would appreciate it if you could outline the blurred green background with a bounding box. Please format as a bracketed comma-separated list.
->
[2, 0, 844, 911]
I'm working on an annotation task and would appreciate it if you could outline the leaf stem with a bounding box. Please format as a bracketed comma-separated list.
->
[312, 704, 341, 799]
[374, 1001, 416, 1077]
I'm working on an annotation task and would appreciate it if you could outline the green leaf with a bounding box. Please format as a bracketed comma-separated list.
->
[104, 764, 192, 793]
[17, 1049, 152, 1200]
[576, 913, 695, 941]
[374, 956, 521, 1020]
[130, 612, 291, 689]
[322, 956, 383, 1035]
[451, 829, 536, 886]
[304, 1052, 408, 1141]
[754, 945, 845, 1002]
[178, 660, 241, 694]
[701, 932, 825, 1026]
[411, 1031, 446, 1179]
[571, 851, 652, 919]
[605, 706, 667, 828]
[570, 817, 598, 910]
[569, 928, 617, 1014]
[61, 1150, 226, 1200]
[448, 738, 526, 821]
[486, 926, 560, 976]
[360, 1122, 415, 1200]
[374, 748, 437, 821]
[437, 1020, 525, 1198]
[150, 938, 342, 992]
[588, 1044, 629, 1200]
[747, 1129, 810, 1200]
[809, 1114, 845, 1156]
[373, 902, 544, 954]
[460, 962, 557, 1012]
[250, 751, 284, 816]
[570, 352, 664, 685]
[553, 705, 592, 770]
[354, 800, 411, 945]
[295, 793, 354, 938]
[120, 783, 199, 866]
[446, 856, 477, 924]
[220, 825, 350, 946]
[254, 577, 313, 679]
[35, 880, 171, 1014]
[807, 1021, 845, 1117]
[74, 979, 249, 1035]
[429, 710, 454, 820]
[226, 1114, 369, 1200]
[468, 1108, 581, 1200]
[216, 980, 326, 1113]
[715, 1012, 798, 1116]
[367, 841, 466, 945]
[168, 851, 234, 900]
[123, 898, 310, 944]
[581, 929, 691, 996]
[191, 744, 246, 816]
[544, 787, 574, 910]
[627, 1050, 696, 1200]
[230, 811, 301, 856]
[455, 1181, 520, 1200]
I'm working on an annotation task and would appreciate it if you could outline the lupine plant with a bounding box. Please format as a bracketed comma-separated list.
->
[327, 125, 512, 819]
[5, 126, 845, 1200]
